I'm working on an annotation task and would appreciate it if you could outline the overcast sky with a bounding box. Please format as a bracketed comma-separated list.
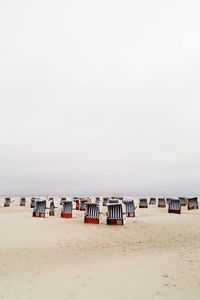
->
[0, 0, 200, 196]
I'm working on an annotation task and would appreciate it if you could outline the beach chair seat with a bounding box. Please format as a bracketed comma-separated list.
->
[168, 199, 181, 214]
[107, 203, 126, 225]
[158, 198, 166, 208]
[84, 203, 102, 224]
[122, 199, 137, 217]
[139, 198, 148, 208]
[187, 197, 199, 210]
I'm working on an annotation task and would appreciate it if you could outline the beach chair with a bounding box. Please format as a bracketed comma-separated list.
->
[139, 198, 148, 208]
[122, 199, 137, 217]
[33, 199, 49, 218]
[60, 197, 66, 205]
[49, 198, 56, 216]
[84, 203, 102, 224]
[149, 198, 156, 205]
[20, 197, 26, 206]
[4, 197, 11, 207]
[80, 198, 88, 211]
[158, 198, 166, 208]
[187, 197, 199, 210]
[30, 197, 36, 208]
[103, 197, 109, 206]
[166, 198, 171, 205]
[179, 197, 188, 206]
[61, 200, 76, 218]
[107, 202, 126, 225]
[73, 197, 80, 210]
[168, 199, 181, 214]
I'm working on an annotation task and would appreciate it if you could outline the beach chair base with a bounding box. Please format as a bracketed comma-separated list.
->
[61, 212, 72, 218]
[75, 201, 80, 210]
[158, 204, 166, 208]
[80, 208, 86, 211]
[107, 218, 124, 225]
[139, 205, 148, 208]
[168, 209, 181, 214]
[33, 212, 46, 218]
[84, 217, 99, 224]
[49, 211, 55, 216]
[126, 212, 135, 217]
[4, 204, 10, 207]
[20, 203, 26, 206]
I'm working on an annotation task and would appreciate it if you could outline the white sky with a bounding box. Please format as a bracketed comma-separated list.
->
[0, 0, 200, 195]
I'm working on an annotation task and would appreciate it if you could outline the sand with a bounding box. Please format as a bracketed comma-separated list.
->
[0, 197, 200, 300]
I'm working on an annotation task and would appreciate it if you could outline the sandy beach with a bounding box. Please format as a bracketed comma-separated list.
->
[0, 197, 200, 300]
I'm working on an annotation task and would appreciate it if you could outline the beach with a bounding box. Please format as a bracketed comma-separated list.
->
[0, 197, 200, 300]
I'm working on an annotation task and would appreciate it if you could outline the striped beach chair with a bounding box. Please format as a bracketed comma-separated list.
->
[107, 203, 126, 225]
[122, 199, 137, 217]
[149, 198, 156, 205]
[179, 197, 188, 206]
[4, 197, 11, 207]
[84, 203, 102, 224]
[139, 198, 148, 208]
[61, 201, 76, 218]
[33, 199, 49, 218]
[168, 199, 181, 214]
[30, 197, 36, 208]
[158, 198, 166, 208]
[187, 197, 199, 210]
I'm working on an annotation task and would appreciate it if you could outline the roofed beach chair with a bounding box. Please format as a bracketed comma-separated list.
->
[149, 198, 156, 205]
[187, 197, 199, 210]
[139, 198, 148, 208]
[80, 198, 88, 211]
[30, 197, 36, 208]
[61, 200, 76, 218]
[168, 199, 181, 214]
[103, 197, 109, 206]
[20, 197, 26, 206]
[84, 203, 102, 224]
[49, 198, 57, 216]
[95, 197, 101, 206]
[107, 202, 126, 225]
[73, 197, 80, 210]
[179, 197, 188, 206]
[122, 199, 137, 217]
[4, 197, 11, 207]
[158, 198, 166, 208]
[33, 199, 49, 218]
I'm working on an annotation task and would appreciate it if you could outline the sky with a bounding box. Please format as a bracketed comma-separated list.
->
[0, 0, 200, 196]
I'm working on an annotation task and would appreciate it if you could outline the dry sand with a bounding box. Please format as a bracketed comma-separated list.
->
[0, 197, 200, 300]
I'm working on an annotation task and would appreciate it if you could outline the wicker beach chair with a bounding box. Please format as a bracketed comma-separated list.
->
[49, 198, 57, 216]
[33, 199, 49, 218]
[84, 203, 102, 224]
[103, 197, 109, 206]
[30, 197, 36, 208]
[61, 200, 76, 218]
[107, 202, 126, 225]
[179, 197, 188, 206]
[20, 197, 26, 206]
[122, 199, 137, 217]
[139, 198, 148, 208]
[4, 197, 11, 207]
[149, 198, 156, 205]
[187, 197, 199, 210]
[158, 198, 166, 208]
[168, 199, 181, 214]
